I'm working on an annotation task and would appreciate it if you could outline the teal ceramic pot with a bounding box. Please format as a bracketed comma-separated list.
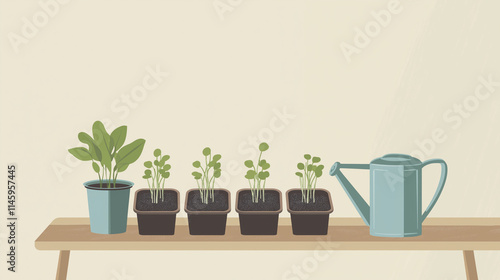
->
[84, 179, 133, 234]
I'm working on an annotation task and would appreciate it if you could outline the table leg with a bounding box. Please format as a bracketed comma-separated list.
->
[463, 250, 478, 280]
[56, 250, 70, 280]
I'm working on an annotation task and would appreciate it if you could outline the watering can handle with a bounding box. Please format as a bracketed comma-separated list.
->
[421, 159, 448, 221]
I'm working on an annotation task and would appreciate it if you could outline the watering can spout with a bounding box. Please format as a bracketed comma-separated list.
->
[330, 162, 371, 226]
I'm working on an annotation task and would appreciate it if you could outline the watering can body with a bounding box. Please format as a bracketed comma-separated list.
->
[330, 154, 447, 237]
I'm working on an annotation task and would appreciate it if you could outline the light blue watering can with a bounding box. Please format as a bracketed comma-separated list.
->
[330, 154, 447, 237]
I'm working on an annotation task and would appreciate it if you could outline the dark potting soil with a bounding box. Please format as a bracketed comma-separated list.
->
[237, 190, 280, 211]
[186, 190, 229, 211]
[288, 190, 331, 211]
[136, 190, 178, 211]
[86, 183, 130, 189]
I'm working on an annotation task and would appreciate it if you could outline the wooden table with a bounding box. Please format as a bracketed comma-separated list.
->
[35, 217, 500, 280]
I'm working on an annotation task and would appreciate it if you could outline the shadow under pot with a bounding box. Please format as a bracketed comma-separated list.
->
[133, 188, 180, 235]
[184, 188, 231, 235]
[235, 188, 282, 235]
[286, 188, 333, 235]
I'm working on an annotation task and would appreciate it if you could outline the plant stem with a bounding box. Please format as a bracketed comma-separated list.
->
[161, 176, 165, 202]
[312, 176, 317, 203]
[147, 179, 153, 201]
[196, 179, 202, 197]
[96, 161, 102, 187]
[256, 151, 262, 203]
[262, 179, 266, 202]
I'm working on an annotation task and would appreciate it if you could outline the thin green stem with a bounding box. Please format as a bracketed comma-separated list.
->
[262, 179, 266, 202]
[147, 179, 153, 201]
[95, 161, 102, 187]
[312, 176, 318, 203]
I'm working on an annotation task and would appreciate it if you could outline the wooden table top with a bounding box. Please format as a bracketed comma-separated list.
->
[35, 218, 500, 251]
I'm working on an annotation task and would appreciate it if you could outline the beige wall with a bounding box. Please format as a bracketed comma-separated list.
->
[1, 0, 499, 279]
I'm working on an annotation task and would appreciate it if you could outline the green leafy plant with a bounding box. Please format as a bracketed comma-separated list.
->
[143, 149, 171, 203]
[68, 121, 145, 188]
[295, 154, 324, 203]
[191, 147, 222, 204]
[244, 142, 270, 203]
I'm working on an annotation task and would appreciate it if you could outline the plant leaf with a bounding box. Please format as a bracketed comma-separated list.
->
[192, 171, 202, 180]
[92, 162, 100, 173]
[202, 147, 211, 156]
[115, 139, 146, 166]
[154, 160, 159, 166]
[263, 163, 271, 170]
[161, 155, 170, 162]
[68, 147, 92, 161]
[144, 169, 152, 176]
[77, 131, 93, 145]
[212, 154, 221, 161]
[259, 142, 269, 152]
[92, 121, 112, 170]
[154, 148, 161, 157]
[297, 163, 304, 170]
[108, 137, 115, 155]
[245, 170, 256, 179]
[244, 160, 254, 168]
[307, 164, 313, 171]
[214, 170, 221, 178]
[258, 172, 267, 180]
[304, 154, 311, 160]
[92, 121, 111, 151]
[214, 162, 221, 169]
[115, 163, 129, 172]
[110, 126, 127, 150]
[92, 121, 113, 166]
[78, 132, 102, 161]
[312, 156, 321, 163]
[315, 169, 323, 177]
[163, 164, 171, 171]
[144, 161, 152, 168]
[208, 160, 215, 167]
[193, 161, 201, 168]
[162, 172, 170, 179]
[295, 172, 303, 177]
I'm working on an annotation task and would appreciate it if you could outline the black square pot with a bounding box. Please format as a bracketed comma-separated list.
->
[286, 188, 334, 235]
[133, 188, 180, 235]
[236, 188, 282, 235]
[185, 188, 231, 235]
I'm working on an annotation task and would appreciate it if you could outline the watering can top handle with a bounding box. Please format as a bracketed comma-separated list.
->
[421, 158, 448, 221]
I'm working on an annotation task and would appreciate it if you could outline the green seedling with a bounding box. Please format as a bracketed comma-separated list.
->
[295, 154, 324, 203]
[244, 142, 270, 203]
[143, 149, 171, 204]
[191, 147, 222, 204]
[68, 120, 145, 188]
